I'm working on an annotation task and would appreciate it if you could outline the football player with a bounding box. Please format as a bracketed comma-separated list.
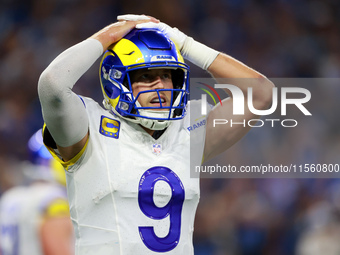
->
[0, 129, 74, 255]
[38, 14, 274, 254]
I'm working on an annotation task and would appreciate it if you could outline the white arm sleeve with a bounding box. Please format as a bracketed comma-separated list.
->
[38, 38, 103, 147]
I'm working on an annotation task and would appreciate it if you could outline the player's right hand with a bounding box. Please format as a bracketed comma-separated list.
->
[90, 17, 158, 50]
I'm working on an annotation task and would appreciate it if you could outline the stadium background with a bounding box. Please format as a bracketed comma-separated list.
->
[1, 0, 340, 254]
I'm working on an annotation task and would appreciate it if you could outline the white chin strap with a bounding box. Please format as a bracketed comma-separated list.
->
[136, 109, 171, 130]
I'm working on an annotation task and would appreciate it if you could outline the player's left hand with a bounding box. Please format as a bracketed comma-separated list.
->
[117, 14, 159, 23]
[117, 15, 187, 50]
[135, 21, 188, 52]
[119, 14, 219, 71]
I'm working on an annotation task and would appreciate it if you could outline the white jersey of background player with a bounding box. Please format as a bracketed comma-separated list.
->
[38, 15, 273, 254]
[0, 129, 74, 255]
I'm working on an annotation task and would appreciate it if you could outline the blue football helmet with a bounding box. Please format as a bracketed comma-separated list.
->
[28, 129, 53, 166]
[27, 129, 66, 186]
[99, 28, 190, 130]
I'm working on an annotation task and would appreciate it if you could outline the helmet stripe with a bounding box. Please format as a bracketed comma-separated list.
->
[172, 42, 184, 63]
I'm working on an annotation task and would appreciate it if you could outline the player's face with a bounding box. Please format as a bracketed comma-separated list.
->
[130, 68, 173, 109]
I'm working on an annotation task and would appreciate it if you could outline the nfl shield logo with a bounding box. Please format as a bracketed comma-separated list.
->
[152, 144, 162, 155]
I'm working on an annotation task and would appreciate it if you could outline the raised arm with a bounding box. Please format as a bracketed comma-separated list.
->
[132, 18, 274, 162]
[204, 53, 274, 162]
[38, 38, 102, 161]
[38, 17, 157, 161]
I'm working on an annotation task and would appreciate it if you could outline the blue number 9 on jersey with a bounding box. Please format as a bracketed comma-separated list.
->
[138, 166, 185, 252]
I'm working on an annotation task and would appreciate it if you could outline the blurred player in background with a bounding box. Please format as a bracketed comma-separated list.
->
[38, 14, 273, 254]
[0, 129, 74, 255]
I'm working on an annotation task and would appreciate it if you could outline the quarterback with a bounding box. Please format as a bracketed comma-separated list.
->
[38, 14, 273, 254]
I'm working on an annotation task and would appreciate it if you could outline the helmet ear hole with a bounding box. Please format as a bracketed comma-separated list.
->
[171, 69, 185, 90]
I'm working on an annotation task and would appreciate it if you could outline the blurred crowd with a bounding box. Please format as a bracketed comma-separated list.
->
[0, 0, 340, 254]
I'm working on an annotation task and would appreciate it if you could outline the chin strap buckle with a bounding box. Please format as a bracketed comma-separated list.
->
[139, 118, 170, 131]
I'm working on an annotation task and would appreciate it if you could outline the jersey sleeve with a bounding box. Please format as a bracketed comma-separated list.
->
[42, 124, 89, 171]
[38, 38, 103, 148]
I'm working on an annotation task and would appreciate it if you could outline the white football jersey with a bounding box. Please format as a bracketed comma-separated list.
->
[57, 97, 208, 254]
[0, 183, 68, 255]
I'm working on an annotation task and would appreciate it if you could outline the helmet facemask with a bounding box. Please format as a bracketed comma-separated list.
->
[100, 28, 190, 130]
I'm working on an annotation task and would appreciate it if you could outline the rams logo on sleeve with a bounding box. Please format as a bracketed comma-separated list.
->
[99, 115, 120, 139]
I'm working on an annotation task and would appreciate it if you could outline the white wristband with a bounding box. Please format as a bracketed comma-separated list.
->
[134, 21, 219, 70]
[181, 37, 220, 70]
